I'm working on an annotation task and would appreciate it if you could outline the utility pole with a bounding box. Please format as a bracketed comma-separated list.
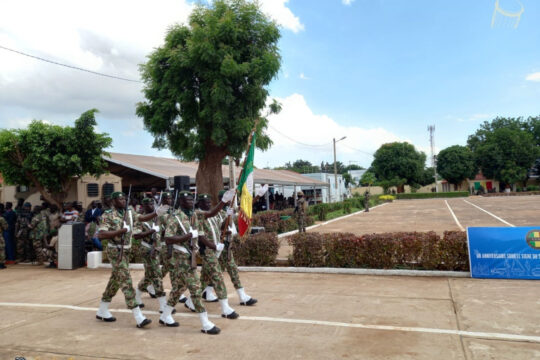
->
[333, 136, 346, 202]
[428, 125, 437, 192]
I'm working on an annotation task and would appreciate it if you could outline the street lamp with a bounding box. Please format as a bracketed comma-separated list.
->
[333, 136, 346, 202]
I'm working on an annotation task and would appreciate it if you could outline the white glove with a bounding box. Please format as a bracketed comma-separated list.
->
[221, 188, 236, 203]
[216, 243, 225, 258]
[190, 229, 199, 239]
[256, 184, 269, 198]
[152, 224, 160, 233]
[155, 205, 169, 216]
[123, 221, 131, 233]
[229, 225, 237, 235]
[226, 207, 234, 216]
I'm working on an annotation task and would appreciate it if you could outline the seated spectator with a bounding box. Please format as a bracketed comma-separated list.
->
[60, 202, 80, 224]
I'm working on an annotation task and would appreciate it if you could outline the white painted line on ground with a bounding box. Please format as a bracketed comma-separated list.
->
[237, 267, 470, 277]
[0, 302, 538, 344]
[277, 202, 389, 239]
[463, 199, 515, 227]
[445, 200, 465, 231]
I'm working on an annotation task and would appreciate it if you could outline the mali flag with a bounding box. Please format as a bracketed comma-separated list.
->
[237, 133, 256, 237]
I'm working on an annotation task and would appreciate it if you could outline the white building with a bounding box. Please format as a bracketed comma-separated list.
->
[301, 173, 348, 203]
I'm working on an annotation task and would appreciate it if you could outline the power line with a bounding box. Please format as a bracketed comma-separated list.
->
[0, 45, 143, 83]
[268, 125, 332, 148]
[340, 143, 374, 157]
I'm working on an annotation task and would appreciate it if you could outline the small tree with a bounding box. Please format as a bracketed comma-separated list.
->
[436, 145, 477, 190]
[0, 110, 112, 207]
[359, 171, 376, 187]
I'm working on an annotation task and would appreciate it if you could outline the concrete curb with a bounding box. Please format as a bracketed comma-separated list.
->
[277, 202, 389, 239]
[237, 266, 470, 277]
[97, 263, 469, 277]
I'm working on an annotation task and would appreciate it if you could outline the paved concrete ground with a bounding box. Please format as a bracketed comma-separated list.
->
[0, 267, 539, 359]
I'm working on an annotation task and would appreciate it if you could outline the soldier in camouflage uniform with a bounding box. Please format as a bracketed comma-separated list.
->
[159, 190, 228, 334]
[184, 193, 238, 319]
[29, 204, 50, 265]
[133, 197, 169, 313]
[0, 216, 8, 269]
[294, 191, 307, 233]
[95, 191, 152, 329]
[15, 202, 33, 262]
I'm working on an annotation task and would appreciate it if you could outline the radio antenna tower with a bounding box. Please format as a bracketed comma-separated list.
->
[428, 125, 438, 192]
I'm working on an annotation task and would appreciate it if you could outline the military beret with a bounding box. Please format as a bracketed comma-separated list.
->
[141, 198, 152, 204]
[197, 193, 211, 200]
[23, 202, 31, 207]
[111, 191, 125, 199]
[179, 191, 193, 197]
[161, 191, 172, 198]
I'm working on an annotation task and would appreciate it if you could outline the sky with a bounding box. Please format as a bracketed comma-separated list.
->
[1, 0, 539, 170]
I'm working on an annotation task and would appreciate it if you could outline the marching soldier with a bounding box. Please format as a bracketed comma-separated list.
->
[160, 190, 234, 334]
[184, 193, 238, 319]
[15, 202, 33, 262]
[294, 191, 307, 233]
[133, 198, 168, 313]
[95, 191, 154, 329]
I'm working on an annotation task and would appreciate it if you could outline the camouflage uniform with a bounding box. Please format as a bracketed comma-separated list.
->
[198, 211, 228, 300]
[137, 218, 165, 297]
[214, 210, 243, 290]
[296, 197, 306, 233]
[30, 209, 50, 263]
[15, 208, 33, 261]
[156, 209, 174, 281]
[0, 217, 8, 264]
[164, 209, 205, 312]
[99, 206, 138, 309]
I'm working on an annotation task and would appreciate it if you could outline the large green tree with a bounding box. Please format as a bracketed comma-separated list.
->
[370, 142, 427, 193]
[136, 0, 281, 201]
[0, 110, 112, 207]
[436, 145, 477, 190]
[467, 117, 539, 187]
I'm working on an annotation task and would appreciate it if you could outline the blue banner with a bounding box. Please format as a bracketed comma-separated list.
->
[468, 227, 540, 279]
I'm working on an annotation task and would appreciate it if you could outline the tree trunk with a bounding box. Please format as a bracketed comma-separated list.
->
[196, 145, 227, 206]
[397, 184, 405, 193]
[25, 171, 65, 209]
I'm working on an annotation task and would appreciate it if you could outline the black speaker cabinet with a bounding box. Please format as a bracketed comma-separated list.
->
[174, 175, 191, 191]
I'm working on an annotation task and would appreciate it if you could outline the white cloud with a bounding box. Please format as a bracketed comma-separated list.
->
[342, 0, 355, 5]
[258, 0, 304, 33]
[299, 72, 310, 80]
[445, 114, 493, 123]
[256, 94, 407, 168]
[525, 72, 540, 82]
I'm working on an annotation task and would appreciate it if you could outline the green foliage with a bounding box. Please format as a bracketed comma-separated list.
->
[251, 209, 314, 233]
[0, 110, 112, 206]
[436, 145, 477, 189]
[137, 0, 281, 161]
[359, 171, 376, 186]
[467, 117, 540, 186]
[396, 192, 469, 199]
[526, 185, 539, 191]
[277, 159, 320, 173]
[310, 203, 330, 221]
[371, 142, 427, 192]
[288, 233, 326, 267]
[232, 232, 280, 266]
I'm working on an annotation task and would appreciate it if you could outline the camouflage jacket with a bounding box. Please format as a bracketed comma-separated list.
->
[0, 217, 8, 242]
[98, 206, 138, 247]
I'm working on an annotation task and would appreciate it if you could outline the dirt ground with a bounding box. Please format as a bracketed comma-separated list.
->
[2, 196, 540, 359]
[1, 266, 540, 360]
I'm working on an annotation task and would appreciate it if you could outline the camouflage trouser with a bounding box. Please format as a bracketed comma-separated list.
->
[218, 250, 242, 290]
[33, 237, 48, 263]
[297, 214, 306, 233]
[160, 245, 170, 280]
[47, 236, 58, 263]
[101, 247, 137, 309]
[200, 249, 228, 300]
[138, 246, 165, 297]
[0, 236, 5, 263]
[167, 250, 204, 313]
[16, 231, 31, 261]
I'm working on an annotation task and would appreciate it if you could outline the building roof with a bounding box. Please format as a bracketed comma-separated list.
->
[105, 153, 328, 187]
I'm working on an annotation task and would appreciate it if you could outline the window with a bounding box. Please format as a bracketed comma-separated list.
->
[102, 183, 114, 197]
[87, 183, 99, 197]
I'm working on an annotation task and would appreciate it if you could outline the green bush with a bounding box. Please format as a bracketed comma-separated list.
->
[232, 232, 280, 266]
[396, 192, 469, 199]
[323, 233, 362, 268]
[342, 200, 352, 214]
[252, 210, 314, 233]
[438, 231, 469, 271]
[526, 185, 539, 191]
[288, 232, 326, 267]
[310, 203, 330, 221]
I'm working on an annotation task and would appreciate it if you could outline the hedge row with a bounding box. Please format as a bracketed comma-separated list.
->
[288, 231, 469, 271]
[252, 209, 315, 234]
[396, 192, 469, 200]
[308, 196, 383, 221]
[482, 191, 540, 197]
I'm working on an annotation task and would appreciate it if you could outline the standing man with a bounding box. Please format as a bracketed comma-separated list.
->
[0, 215, 7, 269]
[294, 191, 307, 233]
[85, 201, 102, 250]
[364, 190, 370, 212]
[3, 202, 17, 263]
[150, 187, 161, 207]
[29, 203, 50, 266]
[95, 191, 152, 329]
[133, 198, 168, 313]
[15, 202, 33, 263]
[184, 193, 238, 319]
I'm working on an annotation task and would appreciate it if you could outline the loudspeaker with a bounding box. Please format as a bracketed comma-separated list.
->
[58, 222, 86, 270]
[174, 175, 190, 191]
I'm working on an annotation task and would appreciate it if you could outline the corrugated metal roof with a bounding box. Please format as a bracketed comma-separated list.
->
[105, 153, 328, 187]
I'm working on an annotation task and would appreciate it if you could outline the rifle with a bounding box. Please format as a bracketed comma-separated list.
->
[190, 188, 198, 270]
[148, 191, 163, 257]
[220, 207, 234, 261]
[118, 185, 132, 262]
